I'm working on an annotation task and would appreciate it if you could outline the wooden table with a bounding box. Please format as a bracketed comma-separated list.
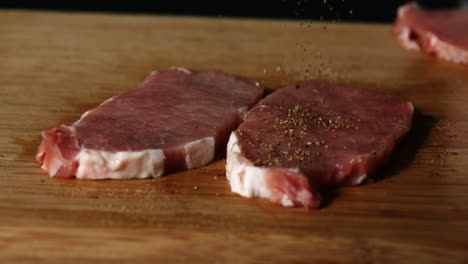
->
[1, 10, 467, 263]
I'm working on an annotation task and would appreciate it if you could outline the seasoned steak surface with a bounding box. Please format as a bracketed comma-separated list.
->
[227, 80, 413, 208]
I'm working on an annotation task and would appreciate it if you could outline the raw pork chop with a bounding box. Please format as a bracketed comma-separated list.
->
[394, 3, 468, 65]
[226, 81, 413, 208]
[37, 68, 263, 179]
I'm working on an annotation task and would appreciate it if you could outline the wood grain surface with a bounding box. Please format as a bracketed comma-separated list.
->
[1, 10, 467, 263]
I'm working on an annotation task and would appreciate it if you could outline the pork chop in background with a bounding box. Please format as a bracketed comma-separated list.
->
[393, 2, 468, 65]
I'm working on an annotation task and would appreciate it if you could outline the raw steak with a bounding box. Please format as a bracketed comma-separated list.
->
[226, 81, 413, 208]
[37, 68, 263, 179]
[394, 3, 468, 65]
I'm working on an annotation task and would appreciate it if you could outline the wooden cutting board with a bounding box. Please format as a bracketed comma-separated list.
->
[1, 10, 467, 263]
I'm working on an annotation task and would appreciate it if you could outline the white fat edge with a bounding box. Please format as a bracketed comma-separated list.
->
[45, 156, 63, 177]
[238, 106, 248, 114]
[398, 27, 421, 51]
[348, 156, 367, 185]
[168, 67, 192, 74]
[428, 33, 468, 64]
[149, 67, 191, 77]
[226, 132, 299, 207]
[226, 132, 267, 197]
[351, 173, 368, 185]
[255, 82, 260, 87]
[398, 24, 468, 65]
[226, 131, 239, 179]
[80, 111, 91, 120]
[281, 195, 294, 207]
[184, 136, 215, 169]
[144, 68, 191, 84]
[407, 101, 415, 112]
[76, 148, 165, 180]
[226, 131, 242, 181]
[346, 154, 370, 186]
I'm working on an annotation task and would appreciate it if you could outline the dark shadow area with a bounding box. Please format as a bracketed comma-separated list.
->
[0, 0, 461, 23]
[320, 190, 339, 209]
[374, 109, 436, 182]
[263, 88, 276, 97]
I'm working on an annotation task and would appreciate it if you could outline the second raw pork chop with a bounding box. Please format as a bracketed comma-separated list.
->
[227, 81, 413, 208]
[394, 3, 468, 65]
[37, 68, 264, 179]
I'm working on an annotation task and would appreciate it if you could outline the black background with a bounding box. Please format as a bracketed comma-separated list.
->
[0, 1, 461, 22]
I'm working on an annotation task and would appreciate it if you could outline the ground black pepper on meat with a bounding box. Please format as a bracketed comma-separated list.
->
[237, 104, 358, 167]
